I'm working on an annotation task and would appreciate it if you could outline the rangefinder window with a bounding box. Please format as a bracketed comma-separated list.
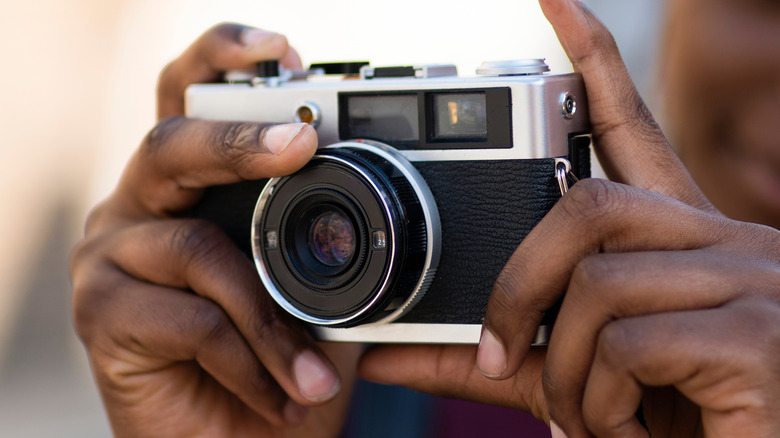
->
[339, 88, 511, 149]
[343, 94, 419, 143]
[432, 93, 487, 140]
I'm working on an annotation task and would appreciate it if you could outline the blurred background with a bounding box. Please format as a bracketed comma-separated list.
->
[0, 0, 663, 436]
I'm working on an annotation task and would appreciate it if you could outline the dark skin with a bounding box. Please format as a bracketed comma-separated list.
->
[360, 0, 780, 437]
[71, 24, 361, 437]
[71, 0, 780, 437]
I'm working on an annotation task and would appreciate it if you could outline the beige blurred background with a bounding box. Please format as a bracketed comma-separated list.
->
[0, 1, 662, 436]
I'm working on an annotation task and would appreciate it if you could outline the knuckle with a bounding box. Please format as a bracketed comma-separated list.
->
[72, 286, 97, 342]
[191, 299, 233, 345]
[82, 200, 111, 235]
[560, 178, 625, 225]
[140, 116, 187, 158]
[71, 259, 117, 344]
[596, 90, 659, 139]
[251, 304, 288, 344]
[489, 255, 550, 333]
[630, 96, 660, 133]
[570, 256, 609, 290]
[595, 320, 637, 369]
[207, 22, 246, 43]
[156, 60, 179, 96]
[566, 256, 614, 309]
[211, 121, 264, 174]
[491, 263, 545, 319]
[168, 219, 230, 269]
[492, 266, 523, 310]
[70, 230, 117, 344]
[70, 234, 96, 275]
[568, 255, 619, 307]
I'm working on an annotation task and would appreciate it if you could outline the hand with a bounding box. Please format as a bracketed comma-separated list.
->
[359, 1, 780, 437]
[71, 24, 361, 437]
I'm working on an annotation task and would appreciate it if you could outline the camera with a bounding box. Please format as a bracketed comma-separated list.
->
[187, 59, 591, 344]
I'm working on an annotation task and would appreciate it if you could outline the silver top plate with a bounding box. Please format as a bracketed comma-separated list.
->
[186, 68, 589, 161]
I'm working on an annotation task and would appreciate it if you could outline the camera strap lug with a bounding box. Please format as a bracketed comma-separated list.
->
[555, 158, 579, 196]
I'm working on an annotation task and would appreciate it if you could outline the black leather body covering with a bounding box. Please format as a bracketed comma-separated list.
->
[194, 142, 590, 326]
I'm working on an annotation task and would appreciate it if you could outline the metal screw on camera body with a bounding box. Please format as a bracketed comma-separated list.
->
[560, 92, 577, 119]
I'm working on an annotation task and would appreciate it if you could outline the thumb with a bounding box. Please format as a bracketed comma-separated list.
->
[118, 119, 318, 216]
[359, 344, 550, 423]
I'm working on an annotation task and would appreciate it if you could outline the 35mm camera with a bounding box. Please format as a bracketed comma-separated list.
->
[187, 59, 590, 344]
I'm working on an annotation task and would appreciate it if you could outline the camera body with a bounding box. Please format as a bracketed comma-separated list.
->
[187, 60, 591, 344]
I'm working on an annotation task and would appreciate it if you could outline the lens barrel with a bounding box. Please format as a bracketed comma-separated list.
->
[252, 142, 440, 327]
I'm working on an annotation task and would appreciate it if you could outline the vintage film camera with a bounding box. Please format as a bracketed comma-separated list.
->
[187, 59, 591, 344]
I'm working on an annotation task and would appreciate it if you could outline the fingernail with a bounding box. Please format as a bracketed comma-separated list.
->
[477, 328, 507, 378]
[293, 350, 340, 402]
[550, 420, 569, 438]
[282, 398, 308, 423]
[263, 123, 305, 155]
[240, 29, 281, 47]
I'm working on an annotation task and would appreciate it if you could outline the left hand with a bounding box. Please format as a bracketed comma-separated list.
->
[156, 24, 302, 118]
[71, 24, 361, 437]
[358, 0, 780, 436]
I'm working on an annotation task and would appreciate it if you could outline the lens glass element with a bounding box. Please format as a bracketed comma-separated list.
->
[309, 211, 356, 267]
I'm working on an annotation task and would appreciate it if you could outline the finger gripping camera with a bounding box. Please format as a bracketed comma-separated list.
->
[187, 60, 591, 344]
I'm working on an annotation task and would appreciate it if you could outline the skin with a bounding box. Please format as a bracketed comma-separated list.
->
[71, 24, 360, 437]
[360, 0, 780, 437]
[71, 1, 780, 437]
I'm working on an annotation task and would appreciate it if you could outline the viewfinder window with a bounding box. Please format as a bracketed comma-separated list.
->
[432, 93, 487, 140]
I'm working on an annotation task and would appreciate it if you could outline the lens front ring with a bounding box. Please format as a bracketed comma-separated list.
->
[251, 141, 441, 327]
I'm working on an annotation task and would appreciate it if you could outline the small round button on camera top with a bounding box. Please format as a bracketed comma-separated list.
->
[476, 59, 550, 76]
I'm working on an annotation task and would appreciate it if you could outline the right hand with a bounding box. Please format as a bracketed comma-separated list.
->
[71, 24, 361, 437]
[358, 2, 780, 437]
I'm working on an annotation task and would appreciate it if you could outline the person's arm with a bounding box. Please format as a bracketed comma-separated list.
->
[71, 23, 361, 437]
[359, 1, 780, 436]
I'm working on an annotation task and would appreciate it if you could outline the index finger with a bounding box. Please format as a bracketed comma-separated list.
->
[476, 179, 726, 380]
[157, 23, 303, 119]
[540, 0, 714, 211]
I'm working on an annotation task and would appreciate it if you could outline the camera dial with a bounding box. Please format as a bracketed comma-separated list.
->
[476, 59, 550, 76]
[252, 141, 441, 327]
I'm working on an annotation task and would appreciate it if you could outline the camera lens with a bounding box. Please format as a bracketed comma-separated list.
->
[283, 191, 366, 288]
[252, 142, 441, 327]
[309, 211, 356, 267]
